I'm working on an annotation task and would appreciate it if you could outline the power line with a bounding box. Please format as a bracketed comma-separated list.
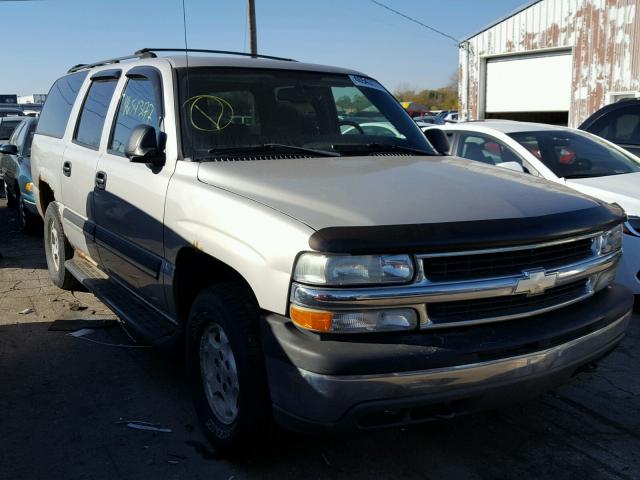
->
[368, 0, 460, 46]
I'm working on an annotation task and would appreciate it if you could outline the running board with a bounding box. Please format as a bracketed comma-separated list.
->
[65, 257, 178, 347]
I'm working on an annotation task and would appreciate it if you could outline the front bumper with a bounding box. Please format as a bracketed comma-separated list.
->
[262, 285, 632, 431]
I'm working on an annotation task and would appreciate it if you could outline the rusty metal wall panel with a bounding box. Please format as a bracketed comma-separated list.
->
[459, 0, 640, 127]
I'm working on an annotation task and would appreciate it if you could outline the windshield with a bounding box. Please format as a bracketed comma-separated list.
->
[509, 130, 640, 178]
[178, 68, 434, 158]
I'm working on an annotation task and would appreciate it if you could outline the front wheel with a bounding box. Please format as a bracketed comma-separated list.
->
[18, 194, 40, 234]
[44, 203, 77, 290]
[186, 284, 271, 455]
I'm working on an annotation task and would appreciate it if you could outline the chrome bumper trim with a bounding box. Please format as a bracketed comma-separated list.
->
[291, 250, 620, 310]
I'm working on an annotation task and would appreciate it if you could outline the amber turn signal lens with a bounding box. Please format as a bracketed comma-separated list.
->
[25, 182, 33, 192]
[290, 305, 333, 332]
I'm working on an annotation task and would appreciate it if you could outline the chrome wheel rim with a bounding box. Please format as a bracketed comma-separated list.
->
[50, 222, 60, 271]
[199, 323, 239, 424]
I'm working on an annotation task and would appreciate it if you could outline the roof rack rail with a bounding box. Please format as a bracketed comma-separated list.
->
[66, 48, 296, 75]
[135, 48, 297, 62]
[67, 50, 157, 74]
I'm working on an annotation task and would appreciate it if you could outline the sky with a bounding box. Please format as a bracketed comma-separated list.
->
[2, 0, 526, 95]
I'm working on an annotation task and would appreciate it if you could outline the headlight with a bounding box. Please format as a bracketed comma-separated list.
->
[293, 253, 414, 286]
[623, 216, 640, 237]
[600, 224, 623, 254]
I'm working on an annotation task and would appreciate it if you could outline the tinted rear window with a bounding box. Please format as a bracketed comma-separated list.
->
[74, 79, 118, 149]
[0, 120, 20, 140]
[37, 72, 87, 139]
[588, 104, 640, 146]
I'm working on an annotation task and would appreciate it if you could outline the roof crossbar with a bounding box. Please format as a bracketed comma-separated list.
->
[67, 51, 157, 74]
[135, 48, 297, 62]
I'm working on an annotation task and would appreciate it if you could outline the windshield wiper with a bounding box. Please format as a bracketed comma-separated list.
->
[208, 143, 339, 157]
[331, 143, 435, 156]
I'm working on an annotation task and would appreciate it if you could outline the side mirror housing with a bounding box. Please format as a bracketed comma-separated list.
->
[497, 161, 525, 173]
[423, 128, 450, 155]
[0, 144, 18, 155]
[125, 125, 166, 167]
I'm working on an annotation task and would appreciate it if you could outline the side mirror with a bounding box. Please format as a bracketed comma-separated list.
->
[497, 161, 525, 173]
[0, 144, 18, 155]
[423, 128, 450, 155]
[125, 125, 166, 167]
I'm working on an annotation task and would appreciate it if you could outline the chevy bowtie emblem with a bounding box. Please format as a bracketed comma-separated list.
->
[514, 269, 558, 296]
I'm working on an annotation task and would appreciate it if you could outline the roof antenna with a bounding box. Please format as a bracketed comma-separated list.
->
[182, 0, 193, 160]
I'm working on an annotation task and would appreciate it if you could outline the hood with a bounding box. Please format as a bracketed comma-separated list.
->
[567, 172, 640, 216]
[198, 155, 603, 230]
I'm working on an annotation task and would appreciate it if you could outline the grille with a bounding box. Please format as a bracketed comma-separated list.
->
[423, 237, 594, 282]
[427, 280, 589, 325]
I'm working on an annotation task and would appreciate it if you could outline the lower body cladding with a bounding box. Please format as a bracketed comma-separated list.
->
[260, 285, 632, 431]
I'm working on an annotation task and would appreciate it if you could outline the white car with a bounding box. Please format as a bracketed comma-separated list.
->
[427, 120, 640, 295]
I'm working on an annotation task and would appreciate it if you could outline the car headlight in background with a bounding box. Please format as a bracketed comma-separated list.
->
[600, 224, 623, 254]
[293, 253, 414, 286]
[623, 216, 640, 237]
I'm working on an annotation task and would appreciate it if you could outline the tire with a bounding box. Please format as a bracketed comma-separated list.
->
[44, 203, 77, 290]
[17, 193, 40, 234]
[186, 284, 271, 455]
[5, 181, 16, 208]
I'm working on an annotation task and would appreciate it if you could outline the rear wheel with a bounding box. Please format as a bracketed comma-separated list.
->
[186, 284, 271, 455]
[44, 203, 77, 290]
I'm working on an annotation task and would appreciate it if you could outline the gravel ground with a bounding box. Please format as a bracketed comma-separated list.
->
[0, 198, 639, 480]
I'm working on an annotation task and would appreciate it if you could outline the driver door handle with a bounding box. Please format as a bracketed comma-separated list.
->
[95, 171, 107, 190]
[62, 161, 72, 177]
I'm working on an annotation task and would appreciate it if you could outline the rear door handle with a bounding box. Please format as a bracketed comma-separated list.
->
[62, 161, 72, 177]
[95, 171, 107, 190]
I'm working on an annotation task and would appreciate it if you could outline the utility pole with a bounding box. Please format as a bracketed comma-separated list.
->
[248, 0, 258, 56]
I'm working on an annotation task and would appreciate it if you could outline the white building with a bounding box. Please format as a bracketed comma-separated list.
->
[459, 0, 640, 127]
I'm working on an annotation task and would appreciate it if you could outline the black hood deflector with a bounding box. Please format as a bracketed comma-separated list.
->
[309, 203, 626, 254]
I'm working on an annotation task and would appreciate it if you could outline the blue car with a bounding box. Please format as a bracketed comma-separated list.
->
[0, 117, 40, 232]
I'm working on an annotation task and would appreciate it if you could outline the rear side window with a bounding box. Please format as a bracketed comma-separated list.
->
[0, 120, 20, 141]
[589, 105, 640, 146]
[110, 76, 162, 154]
[8, 121, 25, 144]
[37, 72, 87, 138]
[74, 79, 118, 149]
[24, 122, 37, 156]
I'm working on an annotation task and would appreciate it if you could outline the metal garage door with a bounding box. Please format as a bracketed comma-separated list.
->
[485, 51, 573, 124]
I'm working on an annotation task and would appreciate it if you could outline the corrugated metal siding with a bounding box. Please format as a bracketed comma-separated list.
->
[460, 0, 640, 127]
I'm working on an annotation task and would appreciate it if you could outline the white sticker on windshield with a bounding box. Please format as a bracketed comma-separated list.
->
[349, 75, 385, 91]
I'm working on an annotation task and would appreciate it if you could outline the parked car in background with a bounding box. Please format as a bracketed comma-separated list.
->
[579, 98, 640, 157]
[31, 50, 631, 454]
[444, 112, 459, 123]
[0, 117, 40, 231]
[0, 116, 24, 196]
[428, 120, 640, 296]
[340, 121, 402, 137]
[20, 104, 42, 117]
[434, 110, 456, 120]
[0, 107, 24, 117]
[413, 115, 444, 127]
